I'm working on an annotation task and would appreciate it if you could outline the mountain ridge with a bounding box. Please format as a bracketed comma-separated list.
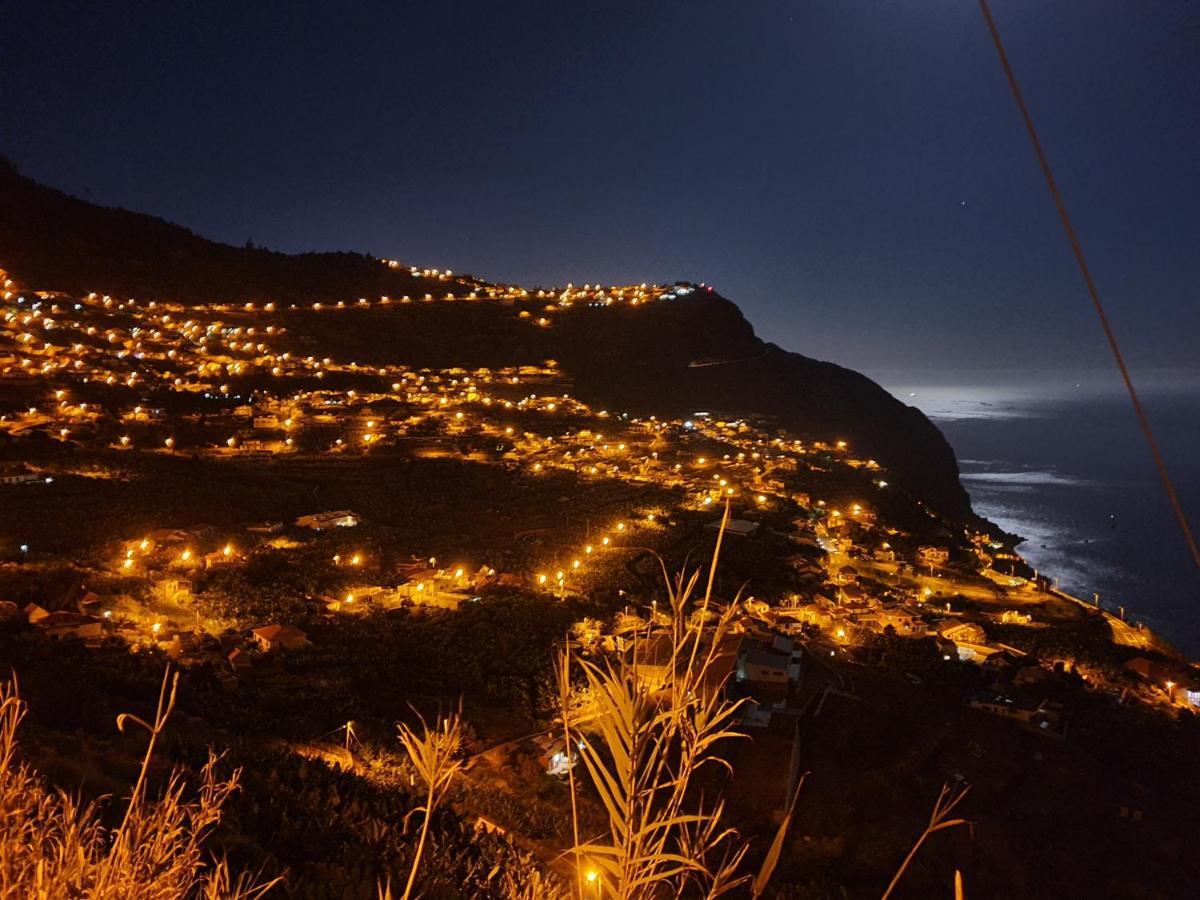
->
[0, 165, 975, 522]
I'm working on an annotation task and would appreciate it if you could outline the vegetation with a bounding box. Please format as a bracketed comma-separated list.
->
[394, 709, 466, 900]
[0, 668, 276, 898]
[3, 164, 1199, 895]
[561, 522, 762, 897]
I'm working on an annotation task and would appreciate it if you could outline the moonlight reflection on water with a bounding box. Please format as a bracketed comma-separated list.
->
[881, 377, 1200, 655]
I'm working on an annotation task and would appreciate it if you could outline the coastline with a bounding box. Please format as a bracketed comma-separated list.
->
[875, 374, 1200, 659]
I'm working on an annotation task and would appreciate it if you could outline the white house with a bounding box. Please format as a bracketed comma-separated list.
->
[295, 510, 361, 530]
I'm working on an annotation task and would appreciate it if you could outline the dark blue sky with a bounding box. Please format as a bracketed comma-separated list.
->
[5, 1, 1198, 382]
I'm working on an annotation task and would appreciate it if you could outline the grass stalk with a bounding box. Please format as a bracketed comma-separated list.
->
[881, 783, 971, 900]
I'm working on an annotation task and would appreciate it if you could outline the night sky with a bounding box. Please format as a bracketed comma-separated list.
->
[5, 1, 1199, 383]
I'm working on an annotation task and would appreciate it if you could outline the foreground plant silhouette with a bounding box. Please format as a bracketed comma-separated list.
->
[881, 782, 971, 900]
[558, 509, 970, 898]
[0, 667, 278, 898]
[393, 708, 466, 900]
[559, 509, 798, 899]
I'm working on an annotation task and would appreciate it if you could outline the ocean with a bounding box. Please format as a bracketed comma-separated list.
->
[877, 375, 1200, 657]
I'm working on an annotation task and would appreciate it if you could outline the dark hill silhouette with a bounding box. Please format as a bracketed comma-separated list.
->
[0, 164, 468, 303]
[0, 166, 973, 520]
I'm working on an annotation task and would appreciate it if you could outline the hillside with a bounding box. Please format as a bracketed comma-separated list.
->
[0, 165, 972, 521]
[4, 164, 1199, 898]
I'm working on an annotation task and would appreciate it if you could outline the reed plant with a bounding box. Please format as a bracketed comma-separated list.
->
[558, 507, 797, 898]
[393, 707, 466, 900]
[0, 668, 278, 899]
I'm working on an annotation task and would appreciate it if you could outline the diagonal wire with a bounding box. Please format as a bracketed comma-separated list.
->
[977, 0, 1200, 574]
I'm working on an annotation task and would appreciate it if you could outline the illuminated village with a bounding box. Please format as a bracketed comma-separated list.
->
[3, 253, 1199, 896]
[6, 0, 1200, 889]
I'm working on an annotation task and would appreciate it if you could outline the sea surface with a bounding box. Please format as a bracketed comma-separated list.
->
[877, 375, 1200, 657]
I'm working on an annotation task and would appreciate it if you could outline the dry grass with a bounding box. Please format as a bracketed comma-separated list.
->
[0, 668, 278, 899]
[558, 506, 797, 898]
[3, 512, 974, 897]
[881, 782, 971, 900]
[558, 507, 970, 898]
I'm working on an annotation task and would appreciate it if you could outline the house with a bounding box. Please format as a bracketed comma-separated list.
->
[937, 619, 988, 645]
[203, 548, 237, 567]
[968, 691, 1067, 737]
[295, 510, 361, 530]
[472, 565, 497, 588]
[734, 643, 792, 686]
[246, 521, 283, 534]
[785, 554, 824, 578]
[251, 624, 311, 652]
[779, 603, 834, 631]
[398, 579, 474, 611]
[942, 636, 1023, 665]
[147, 527, 190, 544]
[154, 578, 193, 604]
[839, 583, 867, 604]
[740, 597, 769, 620]
[857, 605, 923, 636]
[1000, 610, 1033, 625]
[964, 643, 1011, 663]
[0, 465, 40, 485]
[1177, 679, 1200, 710]
[1122, 657, 1200, 705]
[736, 639, 793, 687]
[705, 518, 759, 538]
[24, 602, 50, 624]
[918, 546, 950, 569]
[534, 734, 578, 776]
[38, 612, 103, 641]
[873, 546, 896, 563]
[1122, 657, 1171, 683]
